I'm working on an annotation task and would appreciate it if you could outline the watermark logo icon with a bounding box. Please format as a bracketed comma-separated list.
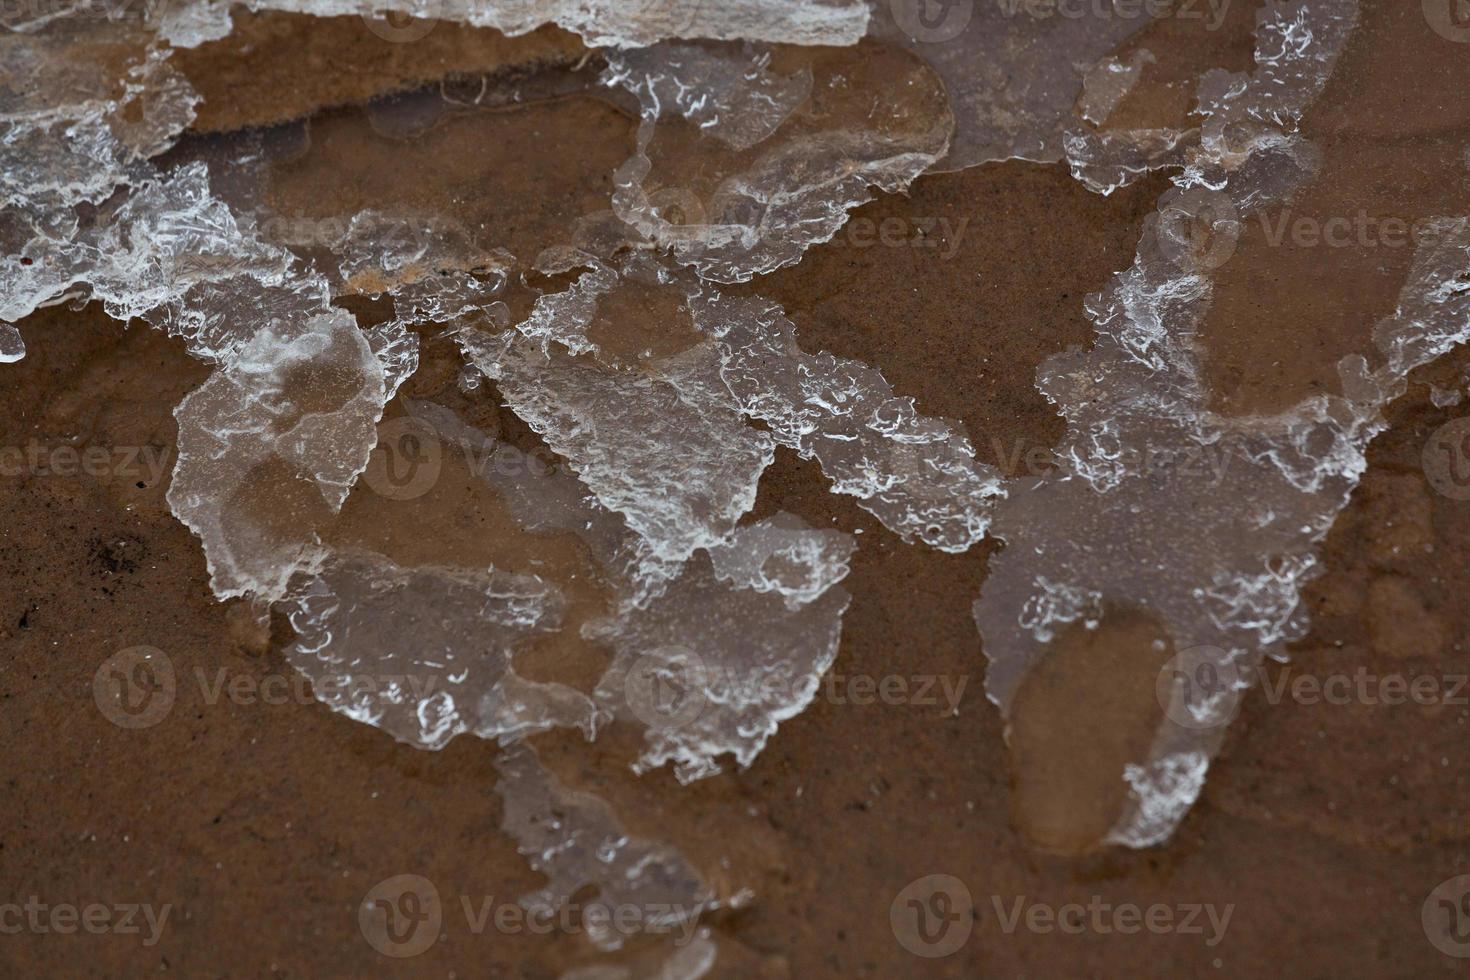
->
[628, 0, 706, 36]
[360, 875, 442, 958]
[646, 186, 711, 242]
[360, 0, 442, 42]
[1424, 0, 1470, 42]
[890, 0, 974, 42]
[362, 417, 443, 501]
[1423, 875, 1470, 957]
[1422, 417, 1470, 500]
[1156, 645, 1241, 731]
[1158, 187, 1240, 273]
[93, 646, 175, 729]
[891, 874, 973, 958]
[623, 647, 708, 731]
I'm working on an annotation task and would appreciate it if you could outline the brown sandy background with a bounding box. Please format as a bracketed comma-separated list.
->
[3, 1, 1470, 976]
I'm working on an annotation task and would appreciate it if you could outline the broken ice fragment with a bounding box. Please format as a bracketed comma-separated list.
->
[590, 517, 852, 782]
[976, 0, 1380, 849]
[285, 552, 597, 749]
[167, 310, 388, 601]
[706, 512, 856, 609]
[690, 286, 1004, 551]
[0, 323, 23, 363]
[605, 40, 952, 282]
[494, 740, 716, 952]
[458, 326, 774, 567]
[4, 163, 331, 361]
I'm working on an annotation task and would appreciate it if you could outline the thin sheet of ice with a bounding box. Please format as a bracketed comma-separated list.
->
[0, 323, 23, 363]
[157, 0, 870, 49]
[690, 285, 1004, 551]
[494, 740, 718, 951]
[285, 551, 598, 748]
[975, 0, 1372, 847]
[590, 516, 852, 783]
[4, 162, 329, 360]
[604, 41, 952, 282]
[866, 0, 1150, 171]
[1079, 51, 1155, 127]
[458, 324, 775, 568]
[167, 309, 390, 601]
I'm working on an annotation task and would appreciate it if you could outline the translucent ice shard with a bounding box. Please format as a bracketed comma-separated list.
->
[284, 552, 597, 748]
[458, 323, 775, 567]
[975, 0, 1370, 848]
[0, 323, 23, 363]
[1078, 51, 1155, 127]
[4, 162, 328, 360]
[159, 0, 869, 50]
[1062, 126, 1192, 196]
[167, 310, 389, 601]
[706, 512, 855, 609]
[689, 286, 1004, 551]
[0, 32, 197, 217]
[605, 40, 952, 282]
[605, 43, 813, 155]
[494, 740, 717, 952]
[590, 516, 852, 782]
[509, 247, 620, 359]
[866, 0, 1149, 171]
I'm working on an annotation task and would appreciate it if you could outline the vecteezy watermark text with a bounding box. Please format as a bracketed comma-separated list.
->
[997, 0, 1231, 30]
[0, 441, 169, 484]
[93, 646, 439, 729]
[1258, 209, 1459, 250]
[622, 649, 970, 732]
[0, 899, 170, 947]
[358, 874, 703, 958]
[890, 874, 1233, 958]
[1158, 647, 1470, 731]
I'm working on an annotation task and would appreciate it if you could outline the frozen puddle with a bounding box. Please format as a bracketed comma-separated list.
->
[5, 0, 1456, 973]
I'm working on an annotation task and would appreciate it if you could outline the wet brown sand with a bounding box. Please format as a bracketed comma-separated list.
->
[3, 2, 1470, 976]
